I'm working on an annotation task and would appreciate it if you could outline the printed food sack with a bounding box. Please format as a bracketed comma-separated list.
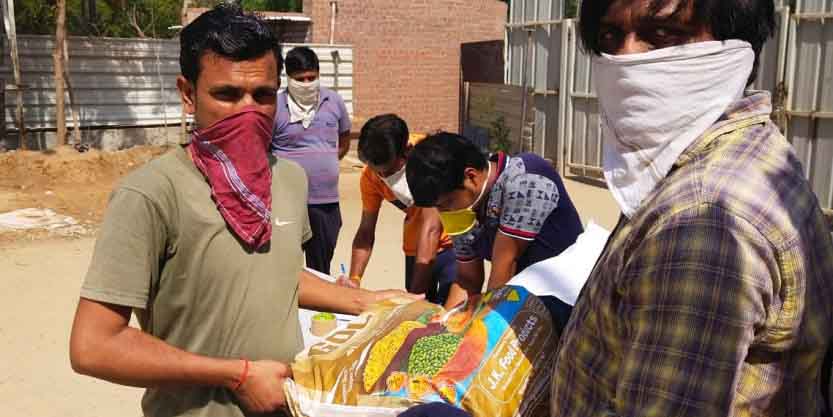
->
[285, 285, 556, 417]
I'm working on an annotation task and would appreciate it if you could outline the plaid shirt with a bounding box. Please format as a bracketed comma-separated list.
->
[552, 91, 833, 417]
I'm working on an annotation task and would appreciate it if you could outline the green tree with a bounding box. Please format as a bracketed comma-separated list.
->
[14, 0, 56, 35]
[13, 0, 321, 37]
[194, 0, 301, 12]
[489, 115, 514, 154]
[14, 0, 186, 38]
[566, 0, 578, 18]
[72, 0, 182, 38]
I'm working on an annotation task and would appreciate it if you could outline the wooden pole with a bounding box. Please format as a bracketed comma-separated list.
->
[180, 0, 191, 143]
[3, 0, 25, 149]
[181, 0, 191, 25]
[53, 0, 67, 147]
[63, 41, 81, 146]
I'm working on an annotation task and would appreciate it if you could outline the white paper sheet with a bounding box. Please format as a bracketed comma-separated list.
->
[507, 221, 611, 306]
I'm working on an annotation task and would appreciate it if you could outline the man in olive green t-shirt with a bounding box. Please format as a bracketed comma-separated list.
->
[69, 6, 412, 417]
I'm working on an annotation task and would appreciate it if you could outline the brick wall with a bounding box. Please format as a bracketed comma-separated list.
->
[303, 0, 507, 133]
[185, 9, 311, 43]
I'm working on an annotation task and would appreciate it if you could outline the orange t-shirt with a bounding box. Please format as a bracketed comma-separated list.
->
[359, 134, 452, 256]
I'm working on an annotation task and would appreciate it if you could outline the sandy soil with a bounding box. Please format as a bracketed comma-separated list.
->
[0, 147, 619, 416]
[0, 146, 169, 245]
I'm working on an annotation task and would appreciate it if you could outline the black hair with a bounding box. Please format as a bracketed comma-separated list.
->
[578, 0, 775, 84]
[406, 132, 488, 207]
[358, 114, 410, 166]
[285, 46, 320, 76]
[179, 4, 282, 85]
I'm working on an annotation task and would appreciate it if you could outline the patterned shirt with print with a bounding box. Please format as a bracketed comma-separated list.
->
[452, 152, 583, 272]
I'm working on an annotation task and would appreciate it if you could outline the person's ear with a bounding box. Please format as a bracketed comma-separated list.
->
[463, 167, 480, 187]
[177, 75, 196, 115]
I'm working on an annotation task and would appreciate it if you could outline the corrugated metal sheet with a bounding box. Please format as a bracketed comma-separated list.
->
[1, 36, 182, 130]
[505, 0, 567, 163]
[564, 18, 603, 180]
[786, 0, 833, 209]
[0, 35, 353, 132]
[505, 0, 833, 210]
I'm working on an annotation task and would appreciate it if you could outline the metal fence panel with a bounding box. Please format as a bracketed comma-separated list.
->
[505, 0, 567, 162]
[507, 25, 526, 86]
[1, 36, 181, 131]
[530, 23, 562, 158]
[1, 35, 354, 132]
[564, 19, 603, 179]
[797, 0, 832, 13]
[750, 7, 790, 92]
[784, 3, 833, 209]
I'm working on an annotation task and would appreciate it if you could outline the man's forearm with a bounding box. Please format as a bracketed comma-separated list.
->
[444, 282, 469, 309]
[299, 269, 372, 315]
[70, 300, 241, 389]
[410, 242, 439, 294]
[488, 232, 527, 289]
[444, 260, 485, 309]
[409, 261, 434, 294]
[338, 133, 351, 160]
[411, 208, 442, 294]
[349, 212, 380, 281]
[486, 259, 516, 290]
[78, 326, 240, 388]
[349, 238, 374, 279]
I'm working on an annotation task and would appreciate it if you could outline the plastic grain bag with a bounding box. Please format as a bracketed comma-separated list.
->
[285, 286, 556, 417]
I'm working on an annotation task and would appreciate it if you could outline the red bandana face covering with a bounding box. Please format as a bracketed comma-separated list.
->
[188, 106, 274, 249]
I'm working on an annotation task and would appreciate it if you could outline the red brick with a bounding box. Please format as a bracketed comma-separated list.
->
[303, 0, 506, 133]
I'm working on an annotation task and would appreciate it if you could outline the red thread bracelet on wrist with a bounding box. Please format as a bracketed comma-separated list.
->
[233, 358, 249, 391]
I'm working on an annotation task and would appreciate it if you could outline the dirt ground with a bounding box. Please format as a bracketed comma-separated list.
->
[0, 145, 169, 245]
[0, 145, 619, 417]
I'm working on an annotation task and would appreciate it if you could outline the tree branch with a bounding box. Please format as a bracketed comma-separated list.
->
[128, 5, 146, 38]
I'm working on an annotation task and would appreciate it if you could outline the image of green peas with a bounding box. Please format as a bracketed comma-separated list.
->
[407, 334, 462, 378]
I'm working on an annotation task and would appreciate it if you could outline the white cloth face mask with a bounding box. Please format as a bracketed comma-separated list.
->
[594, 40, 754, 218]
[288, 78, 320, 106]
[287, 78, 320, 129]
[382, 164, 414, 208]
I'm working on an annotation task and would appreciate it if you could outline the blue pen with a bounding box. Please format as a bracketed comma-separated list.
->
[340, 263, 347, 276]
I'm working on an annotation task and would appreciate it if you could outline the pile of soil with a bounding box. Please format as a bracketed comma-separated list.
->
[0, 145, 169, 243]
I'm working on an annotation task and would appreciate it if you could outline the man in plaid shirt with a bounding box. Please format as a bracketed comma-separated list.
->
[552, 1, 833, 416]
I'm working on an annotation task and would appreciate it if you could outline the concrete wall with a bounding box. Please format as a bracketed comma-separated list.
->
[4, 126, 183, 152]
[303, 0, 507, 133]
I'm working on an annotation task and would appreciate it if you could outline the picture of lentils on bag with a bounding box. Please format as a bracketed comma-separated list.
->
[407, 333, 462, 378]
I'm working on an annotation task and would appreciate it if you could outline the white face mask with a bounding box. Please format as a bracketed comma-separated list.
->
[594, 40, 754, 218]
[288, 78, 320, 107]
[381, 164, 414, 208]
[287, 78, 320, 128]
